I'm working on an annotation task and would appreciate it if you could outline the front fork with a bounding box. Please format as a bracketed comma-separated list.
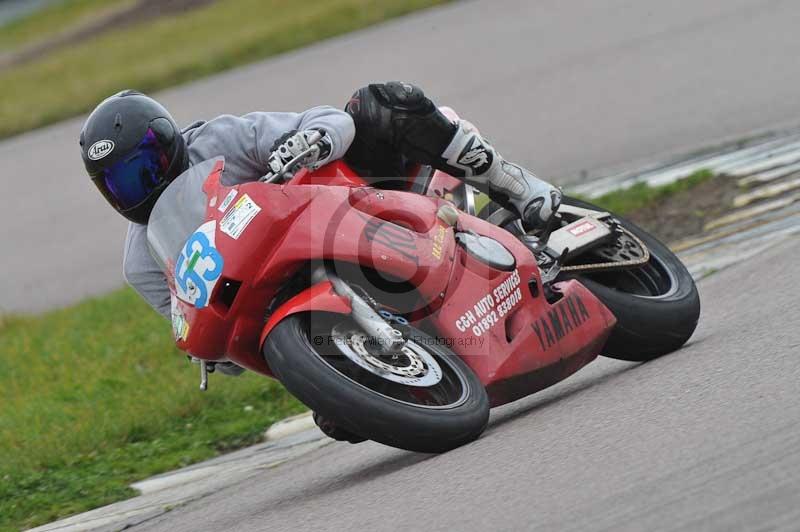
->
[312, 263, 406, 353]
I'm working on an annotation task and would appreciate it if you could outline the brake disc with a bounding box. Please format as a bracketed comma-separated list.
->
[330, 324, 443, 387]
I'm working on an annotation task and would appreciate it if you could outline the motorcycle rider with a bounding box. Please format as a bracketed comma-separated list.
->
[80, 83, 561, 439]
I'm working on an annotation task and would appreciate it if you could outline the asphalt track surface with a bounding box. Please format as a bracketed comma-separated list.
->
[130, 238, 800, 532]
[3, 0, 800, 313]
[9, 1, 800, 530]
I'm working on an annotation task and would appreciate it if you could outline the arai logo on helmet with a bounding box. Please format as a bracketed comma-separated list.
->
[88, 139, 115, 161]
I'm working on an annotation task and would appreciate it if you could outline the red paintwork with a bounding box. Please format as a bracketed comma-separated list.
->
[259, 280, 351, 349]
[286, 160, 366, 187]
[171, 110, 617, 407]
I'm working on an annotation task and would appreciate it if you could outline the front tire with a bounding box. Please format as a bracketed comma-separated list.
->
[264, 312, 489, 453]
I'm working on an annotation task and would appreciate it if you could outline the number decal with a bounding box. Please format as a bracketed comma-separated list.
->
[174, 221, 224, 308]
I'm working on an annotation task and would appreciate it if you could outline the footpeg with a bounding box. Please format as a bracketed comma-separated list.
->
[199, 360, 209, 391]
[189, 357, 210, 391]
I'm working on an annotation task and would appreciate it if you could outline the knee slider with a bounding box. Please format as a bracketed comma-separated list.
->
[345, 81, 457, 169]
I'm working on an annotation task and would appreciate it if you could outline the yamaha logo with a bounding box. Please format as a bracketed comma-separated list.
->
[88, 139, 115, 161]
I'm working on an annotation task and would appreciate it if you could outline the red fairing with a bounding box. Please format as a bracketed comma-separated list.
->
[259, 281, 351, 348]
[286, 160, 367, 187]
[178, 161, 455, 371]
[423, 213, 616, 405]
[174, 157, 616, 407]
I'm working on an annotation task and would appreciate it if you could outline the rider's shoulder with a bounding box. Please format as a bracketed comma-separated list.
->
[181, 120, 206, 135]
[181, 114, 259, 141]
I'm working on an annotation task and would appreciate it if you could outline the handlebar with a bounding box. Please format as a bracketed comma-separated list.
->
[259, 130, 325, 183]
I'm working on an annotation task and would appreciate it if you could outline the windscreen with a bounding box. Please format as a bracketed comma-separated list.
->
[147, 157, 223, 275]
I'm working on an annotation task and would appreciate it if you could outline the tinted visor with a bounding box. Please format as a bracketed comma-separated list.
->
[94, 129, 171, 211]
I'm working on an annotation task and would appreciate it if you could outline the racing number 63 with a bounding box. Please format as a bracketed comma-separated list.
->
[175, 228, 224, 308]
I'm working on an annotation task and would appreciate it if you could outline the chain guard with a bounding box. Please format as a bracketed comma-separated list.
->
[481, 204, 652, 275]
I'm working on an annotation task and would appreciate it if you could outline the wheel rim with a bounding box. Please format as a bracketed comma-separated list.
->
[482, 199, 681, 299]
[331, 323, 444, 387]
[313, 320, 470, 409]
[581, 236, 678, 298]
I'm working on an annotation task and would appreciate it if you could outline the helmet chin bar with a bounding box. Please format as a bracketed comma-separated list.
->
[120, 180, 169, 225]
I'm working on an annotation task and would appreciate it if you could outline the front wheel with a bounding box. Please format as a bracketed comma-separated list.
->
[263, 312, 489, 453]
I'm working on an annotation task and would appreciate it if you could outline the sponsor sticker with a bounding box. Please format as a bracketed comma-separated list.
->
[568, 221, 597, 237]
[454, 269, 522, 337]
[360, 212, 419, 266]
[431, 225, 446, 260]
[174, 221, 224, 308]
[532, 295, 592, 351]
[220, 194, 261, 239]
[170, 295, 190, 341]
[218, 189, 238, 212]
[88, 139, 114, 160]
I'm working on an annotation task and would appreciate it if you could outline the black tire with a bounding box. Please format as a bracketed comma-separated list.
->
[479, 198, 700, 361]
[264, 312, 490, 453]
[312, 411, 366, 444]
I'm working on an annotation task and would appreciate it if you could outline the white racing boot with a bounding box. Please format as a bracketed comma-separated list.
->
[442, 121, 562, 229]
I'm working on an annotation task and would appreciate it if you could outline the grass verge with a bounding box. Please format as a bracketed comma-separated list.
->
[587, 170, 741, 243]
[476, 169, 724, 243]
[0, 0, 133, 52]
[0, 288, 304, 531]
[586, 169, 715, 216]
[0, 0, 451, 140]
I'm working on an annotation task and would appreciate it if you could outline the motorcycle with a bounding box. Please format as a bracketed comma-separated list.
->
[148, 109, 700, 453]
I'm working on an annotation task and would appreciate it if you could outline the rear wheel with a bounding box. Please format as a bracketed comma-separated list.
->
[479, 198, 700, 361]
[264, 312, 489, 453]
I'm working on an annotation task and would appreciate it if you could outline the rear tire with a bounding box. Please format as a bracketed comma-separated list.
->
[559, 197, 700, 360]
[479, 198, 700, 361]
[264, 312, 490, 453]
